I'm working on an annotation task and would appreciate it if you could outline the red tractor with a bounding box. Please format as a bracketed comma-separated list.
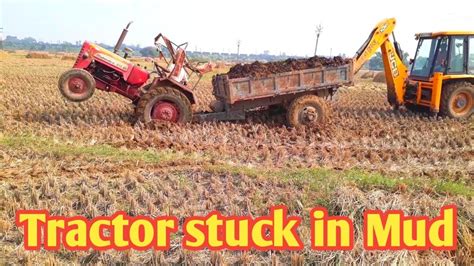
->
[58, 22, 210, 123]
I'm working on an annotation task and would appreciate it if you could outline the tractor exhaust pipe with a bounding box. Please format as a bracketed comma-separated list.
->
[114, 21, 133, 54]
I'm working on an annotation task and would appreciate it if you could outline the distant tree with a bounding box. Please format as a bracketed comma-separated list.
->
[140, 46, 158, 57]
[23, 37, 37, 44]
[402, 51, 410, 66]
[367, 51, 410, 70]
[368, 52, 383, 70]
[5, 35, 19, 43]
[2, 34, 304, 62]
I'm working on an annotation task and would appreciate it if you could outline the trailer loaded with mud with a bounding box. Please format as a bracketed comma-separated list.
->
[197, 56, 354, 126]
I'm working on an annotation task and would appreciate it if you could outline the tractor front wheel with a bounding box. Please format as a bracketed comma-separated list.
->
[440, 82, 474, 119]
[58, 69, 96, 102]
[135, 86, 192, 123]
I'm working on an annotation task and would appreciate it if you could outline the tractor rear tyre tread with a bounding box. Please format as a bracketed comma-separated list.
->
[58, 69, 96, 102]
[440, 81, 474, 119]
[135, 86, 192, 123]
[287, 94, 329, 127]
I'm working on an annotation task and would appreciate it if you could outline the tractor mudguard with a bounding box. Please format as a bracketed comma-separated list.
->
[150, 77, 197, 105]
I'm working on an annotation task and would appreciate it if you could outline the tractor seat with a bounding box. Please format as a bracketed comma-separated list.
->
[169, 49, 187, 83]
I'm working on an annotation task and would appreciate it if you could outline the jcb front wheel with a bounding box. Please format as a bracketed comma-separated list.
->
[58, 69, 96, 102]
[440, 82, 474, 119]
[287, 95, 329, 127]
[135, 86, 192, 123]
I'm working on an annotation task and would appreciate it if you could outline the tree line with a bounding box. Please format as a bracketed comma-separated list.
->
[1, 35, 402, 69]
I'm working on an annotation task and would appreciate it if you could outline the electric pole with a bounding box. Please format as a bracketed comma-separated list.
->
[237, 40, 241, 59]
[314, 24, 323, 56]
[0, 27, 3, 50]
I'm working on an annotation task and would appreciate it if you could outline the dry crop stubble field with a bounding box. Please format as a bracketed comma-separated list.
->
[0, 51, 473, 264]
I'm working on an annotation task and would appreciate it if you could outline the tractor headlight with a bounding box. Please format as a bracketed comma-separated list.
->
[82, 52, 89, 59]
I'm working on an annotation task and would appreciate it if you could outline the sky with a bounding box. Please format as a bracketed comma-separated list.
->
[1, 0, 474, 57]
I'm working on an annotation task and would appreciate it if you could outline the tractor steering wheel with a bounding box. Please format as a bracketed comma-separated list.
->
[124, 47, 134, 54]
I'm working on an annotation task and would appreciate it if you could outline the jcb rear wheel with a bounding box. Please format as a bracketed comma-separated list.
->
[58, 69, 96, 102]
[440, 82, 474, 119]
[287, 95, 329, 127]
[135, 86, 192, 123]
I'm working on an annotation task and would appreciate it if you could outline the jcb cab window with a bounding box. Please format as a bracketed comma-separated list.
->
[448, 37, 465, 73]
[469, 37, 474, 74]
[433, 37, 449, 73]
[411, 38, 437, 77]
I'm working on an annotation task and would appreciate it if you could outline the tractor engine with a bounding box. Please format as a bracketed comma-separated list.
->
[62, 41, 150, 101]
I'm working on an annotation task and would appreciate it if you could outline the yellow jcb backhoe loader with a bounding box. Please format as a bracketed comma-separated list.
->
[353, 18, 474, 119]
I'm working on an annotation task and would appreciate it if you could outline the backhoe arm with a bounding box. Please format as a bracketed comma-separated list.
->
[353, 18, 408, 106]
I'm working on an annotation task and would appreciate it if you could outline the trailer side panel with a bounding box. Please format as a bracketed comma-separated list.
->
[213, 63, 353, 105]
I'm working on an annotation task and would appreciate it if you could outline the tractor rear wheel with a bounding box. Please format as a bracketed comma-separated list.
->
[58, 69, 96, 102]
[286, 94, 329, 127]
[440, 82, 474, 119]
[135, 86, 192, 123]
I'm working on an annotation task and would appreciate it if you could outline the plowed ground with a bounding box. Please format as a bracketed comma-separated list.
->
[1, 53, 472, 179]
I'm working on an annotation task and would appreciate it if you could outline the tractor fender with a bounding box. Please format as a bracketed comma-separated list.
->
[150, 77, 197, 105]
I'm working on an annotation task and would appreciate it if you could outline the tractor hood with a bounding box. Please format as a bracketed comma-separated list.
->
[73, 41, 149, 85]
[74, 41, 131, 72]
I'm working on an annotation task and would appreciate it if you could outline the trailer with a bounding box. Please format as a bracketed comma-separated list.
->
[195, 63, 354, 126]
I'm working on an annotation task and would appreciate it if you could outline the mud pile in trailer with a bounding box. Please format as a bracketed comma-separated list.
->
[227, 56, 352, 79]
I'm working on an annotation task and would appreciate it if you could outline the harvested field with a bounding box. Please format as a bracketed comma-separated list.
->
[227, 56, 351, 78]
[359, 70, 375, 79]
[0, 160, 472, 264]
[373, 71, 386, 83]
[60, 55, 76, 60]
[0, 51, 472, 264]
[25, 52, 51, 59]
[2, 52, 470, 179]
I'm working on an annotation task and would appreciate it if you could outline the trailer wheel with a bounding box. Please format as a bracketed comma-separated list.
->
[287, 95, 329, 127]
[210, 99, 225, 112]
[440, 81, 474, 119]
[58, 69, 96, 102]
[135, 86, 192, 123]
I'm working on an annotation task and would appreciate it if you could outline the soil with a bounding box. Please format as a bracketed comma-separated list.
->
[226, 56, 352, 79]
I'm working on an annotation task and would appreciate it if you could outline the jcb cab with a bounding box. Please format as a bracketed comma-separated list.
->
[406, 32, 474, 118]
[354, 18, 474, 119]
